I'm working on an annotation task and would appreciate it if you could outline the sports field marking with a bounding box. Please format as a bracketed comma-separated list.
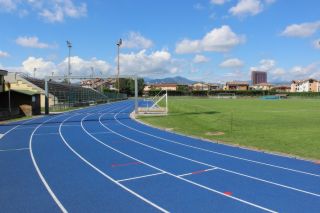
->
[90, 131, 112, 135]
[111, 161, 143, 167]
[34, 133, 60, 136]
[1, 116, 44, 137]
[117, 172, 166, 182]
[29, 114, 69, 213]
[80, 110, 277, 213]
[178, 168, 218, 177]
[60, 113, 169, 213]
[100, 107, 320, 198]
[0, 134, 4, 139]
[116, 107, 320, 178]
[0, 147, 29, 152]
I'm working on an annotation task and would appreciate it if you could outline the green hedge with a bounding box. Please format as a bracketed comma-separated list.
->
[146, 89, 320, 97]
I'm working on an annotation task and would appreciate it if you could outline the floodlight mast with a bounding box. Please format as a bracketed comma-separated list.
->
[116, 38, 122, 93]
[66, 40, 72, 84]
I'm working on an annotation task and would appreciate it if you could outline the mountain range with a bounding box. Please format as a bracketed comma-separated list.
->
[144, 76, 196, 85]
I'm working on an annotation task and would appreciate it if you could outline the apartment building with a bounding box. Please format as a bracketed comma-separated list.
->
[291, 79, 319, 92]
[225, 81, 249, 91]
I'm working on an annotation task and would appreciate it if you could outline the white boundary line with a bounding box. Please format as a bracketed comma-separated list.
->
[0, 147, 29, 152]
[117, 172, 166, 182]
[99, 106, 320, 198]
[178, 168, 218, 177]
[29, 114, 68, 213]
[80, 108, 277, 212]
[120, 107, 320, 178]
[27, 101, 113, 212]
[59, 108, 169, 213]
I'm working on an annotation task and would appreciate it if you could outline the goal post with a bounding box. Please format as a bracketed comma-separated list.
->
[44, 74, 139, 115]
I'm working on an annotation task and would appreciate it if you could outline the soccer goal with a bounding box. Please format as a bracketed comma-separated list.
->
[139, 89, 168, 115]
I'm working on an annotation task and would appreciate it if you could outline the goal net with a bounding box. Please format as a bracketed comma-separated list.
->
[139, 90, 168, 115]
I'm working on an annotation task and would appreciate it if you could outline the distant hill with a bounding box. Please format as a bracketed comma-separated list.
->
[145, 76, 196, 85]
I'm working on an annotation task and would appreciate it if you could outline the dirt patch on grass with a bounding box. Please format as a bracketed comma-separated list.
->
[165, 128, 174, 131]
[205, 131, 225, 136]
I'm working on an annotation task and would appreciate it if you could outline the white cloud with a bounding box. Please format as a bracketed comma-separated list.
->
[122, 32, 153, 49]
[16, 36, 54, 48]
[176, 25, 245, 54]
[39, 0, 87, 23]
[0, 50, 9, 57]
[7, 56, 112, 78]
[193, 3, 205, 10]
[210, 0, 228, 5]
[119, 49, 181, 77]
[314, 39, 320, 49]
[193, 55, 210, 63]
[0, 0, 17, 12]
[0, 0, 87, 23]
[220, 58, 244, 68]
[281, 21, 320, 38]
[250, 59, 276, 71]
[229, 0, 263, 17]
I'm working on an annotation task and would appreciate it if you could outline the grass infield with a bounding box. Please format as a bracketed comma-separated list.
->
[139, 97, 320, 160]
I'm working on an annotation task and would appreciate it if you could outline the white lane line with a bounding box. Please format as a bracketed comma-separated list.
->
[117, 172, 166, 183]
[1, 116, 44, 137]
[59, 113, 169, 213]
[117, 110, 320, 178]
[178, 168, 218, 177]
[103, 107, 320, 198]
[0, 134, 4, 139]
[83, 111, 277, 213]
[90, 132, 112, 135]
[34, 133, 60, 136]
[0, 147, 29, 152]
[29, 115, 68, 213]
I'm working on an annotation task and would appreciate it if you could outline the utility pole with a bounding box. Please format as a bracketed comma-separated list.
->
[116, 38, 122, 93]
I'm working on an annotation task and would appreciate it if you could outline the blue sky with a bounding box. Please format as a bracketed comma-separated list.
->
[0, 0, 320, 83]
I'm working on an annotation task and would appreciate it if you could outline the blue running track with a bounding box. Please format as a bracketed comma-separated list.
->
[0, 100, 319, 212]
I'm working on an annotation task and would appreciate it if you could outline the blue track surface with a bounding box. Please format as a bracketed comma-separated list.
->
[0, 100, 319, 212]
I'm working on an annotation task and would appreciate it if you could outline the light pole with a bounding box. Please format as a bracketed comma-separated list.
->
[66, 40, 72, 84]
[116, 38, 122, 93]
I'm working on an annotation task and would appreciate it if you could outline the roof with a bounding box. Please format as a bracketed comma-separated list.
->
[0, 69, 8, 76]
[226, 81, 249, 86]
[292, 78, 319, 83]
[11, 89, 39, 96]
[152, 84, 177, 87]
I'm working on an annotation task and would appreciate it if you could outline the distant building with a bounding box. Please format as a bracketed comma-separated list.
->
[192, 82, 209, 91]
[151, 84, 177, 91]
[225, 81, 249, 91]
[251, 71, 267, 85]
[273, 85, 291, 93]
[291, 79, 319, 92]
[251, 83, 273, 91]
[0, 69, 8, 93]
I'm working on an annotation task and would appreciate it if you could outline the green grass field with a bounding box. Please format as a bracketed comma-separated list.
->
[138, 97, 320, 160]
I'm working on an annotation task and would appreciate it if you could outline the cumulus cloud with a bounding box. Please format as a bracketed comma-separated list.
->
[119, 49, 181, 76]
[220, 58, 244, 68]
[0, 50, 9, 57]
[176, 25, 245, 54]
[7, 56, 112, 78]
[281, 21, 320, 38]
[210, 0, 228, 5]
[193, 55, 210, 63]
[250, 59, 276, 71]
[314, 39, 320, 49]
[0, 0, 87, 23]
[16, 36, 55, 48]
[39, 0, 87, 23]
[122, 32, 153, 49]
[229, 0, 263, 17]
